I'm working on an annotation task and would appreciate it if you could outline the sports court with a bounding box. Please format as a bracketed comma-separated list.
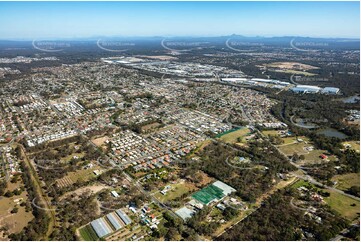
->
[192, 184, 225, 205]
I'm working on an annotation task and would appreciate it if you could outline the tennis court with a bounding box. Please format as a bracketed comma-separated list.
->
[192, 184, 225, 205]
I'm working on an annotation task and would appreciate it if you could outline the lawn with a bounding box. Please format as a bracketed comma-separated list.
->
[154, 182, 197, 202]
[278, 142, 308, 155]
[0, 191, 34, 234]
[342, 141, 360, 152]
[290, 179, 316, 189]
[324, 190, 360, 221]
[79, 224, 99, 241]
[278, 139, 329, 164]
[262, 130, 279, 136]
[278, 136, 310, 145]
[331, 173, 360, 191]
[303, 149, 327, 162]
[219, 127, 251, 143]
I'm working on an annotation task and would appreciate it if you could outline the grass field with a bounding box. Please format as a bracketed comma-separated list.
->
[291, 179, 360, 221]
[290, 179, 316, 189]
[189, 139, 212, 157]
[342, 141, 360, 152]
[219, 127, 251, 143]
[262, 130, 279, 136]
[324, 190, 360, 221]
[0, 180, 34, 235]
[331, 173, 360, 191]
[278, 136, 310, 145]
[56, 168, 98, 188]
[79, 224, 99, 241]
[60, 152, 85, 163]
[278, 142, 307, 155]
[278, 137, 329, 164]
[154, 182, 197, 202]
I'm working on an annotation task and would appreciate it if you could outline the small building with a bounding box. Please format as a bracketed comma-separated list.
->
[111, 191, 119, 198]
[319, 154, 328, 159]
[216, 203, 226, 211]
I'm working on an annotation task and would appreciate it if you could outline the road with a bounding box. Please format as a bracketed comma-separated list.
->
[18, 144, 57, 239]
[123, 171, 180, 220]
[292, 173, 360, 201]
[255, 128, 360, 201]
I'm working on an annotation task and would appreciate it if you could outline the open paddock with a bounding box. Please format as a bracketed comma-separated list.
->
[219, 127, 252, 144]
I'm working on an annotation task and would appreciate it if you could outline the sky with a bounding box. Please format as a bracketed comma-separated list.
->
[0, 1, 359, 39]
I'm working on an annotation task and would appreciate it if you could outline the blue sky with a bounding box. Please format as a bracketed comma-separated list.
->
[0, 1, 359, 39]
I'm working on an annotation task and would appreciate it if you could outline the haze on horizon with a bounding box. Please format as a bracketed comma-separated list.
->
[0, 1, 359, 40]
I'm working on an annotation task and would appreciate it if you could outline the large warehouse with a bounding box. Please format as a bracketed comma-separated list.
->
[321, 87, 340, 94]
[89, 209, 133, 238]
[191, 181, 236, 205]
[291, 85, 322, 94]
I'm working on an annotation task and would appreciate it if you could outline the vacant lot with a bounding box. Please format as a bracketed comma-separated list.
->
[262, 130, 279, 136]
[264, 62, 319, 71]
[219, 127, 251, 143]
[342, 141, 360, 152]
[154, 181, 197, 202]
[56, 167, 99, 188]
[278, 138, 330, 165]
[324, 190, 360, 221]
[92, 136, 109, 147]
[331, 173, 360, 191]
[0, 181, 34, 236]
[274, 69, 317, 76]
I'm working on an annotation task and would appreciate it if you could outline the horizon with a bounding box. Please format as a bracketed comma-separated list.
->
[0, 1, 359, 39]
[1, 34, 361, 42]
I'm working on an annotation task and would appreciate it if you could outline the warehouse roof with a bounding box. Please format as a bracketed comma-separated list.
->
[116, 209, 132, 225]
[91, 218, 113, 238]
[106, 212, 123, 230]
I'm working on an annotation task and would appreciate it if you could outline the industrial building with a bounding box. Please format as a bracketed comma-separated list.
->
[321, 87, 340, 94]
[191, 181, 236, 205]
[89, 209, 133, 238]
[291, 85, 322, 94]
[91, 218, 113, 238]
[106, 212, 123, 230]
[116, 209, 132, 225]
[175, 207, 196, 221]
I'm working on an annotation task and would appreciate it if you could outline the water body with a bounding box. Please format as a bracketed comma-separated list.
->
[341, 95, 360, 104]
[317, 128, 348, 139]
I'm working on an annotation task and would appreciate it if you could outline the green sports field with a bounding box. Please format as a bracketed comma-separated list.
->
[192, 184, 225, 205]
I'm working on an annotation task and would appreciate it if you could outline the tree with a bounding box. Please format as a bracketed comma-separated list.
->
[223, 207, 239, 221]
[347, 186, 360, 197]
[292, 153, 299, 162]
[11, 207, 19, 214]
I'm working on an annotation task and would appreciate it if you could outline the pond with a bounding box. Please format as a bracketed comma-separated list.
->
[316, 128, 348, 139]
